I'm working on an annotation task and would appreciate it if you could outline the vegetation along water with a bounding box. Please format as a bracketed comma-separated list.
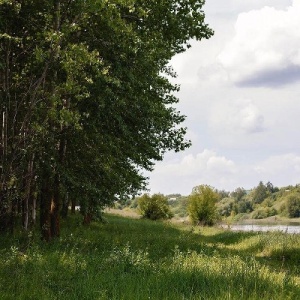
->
[0, 213, 300, 300]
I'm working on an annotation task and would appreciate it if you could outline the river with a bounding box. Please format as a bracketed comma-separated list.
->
[220, 224, 300, 234]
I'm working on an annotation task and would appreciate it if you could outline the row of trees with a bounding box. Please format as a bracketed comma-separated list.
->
[136, 182, 300, 225]
[0, 0, 213, 239]
[215, 181, 300, 220]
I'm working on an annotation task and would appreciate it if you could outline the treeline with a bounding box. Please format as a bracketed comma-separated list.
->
[123, 182, 300, 222]
[218, 182, 300, 220]
[0, 0, 213, 240]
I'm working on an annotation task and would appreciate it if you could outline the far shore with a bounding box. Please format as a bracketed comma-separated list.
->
[105, 208, 300, 226]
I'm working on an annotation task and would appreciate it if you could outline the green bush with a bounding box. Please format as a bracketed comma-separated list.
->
[286, 193, 300, 218]
[137, 193, 173, 220]
[252, 207, 277, 219]
[187, 185, 218, 226]
[217, 197, 234, 217]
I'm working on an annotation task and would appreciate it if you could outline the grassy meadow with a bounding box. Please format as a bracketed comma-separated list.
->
[0, 213, 300, 299]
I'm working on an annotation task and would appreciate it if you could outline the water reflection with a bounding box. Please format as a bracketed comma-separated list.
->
[221, 224, 300, 234]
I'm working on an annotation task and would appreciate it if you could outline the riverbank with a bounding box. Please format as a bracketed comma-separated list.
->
[106, 207, 300, 227]
[232, 215, 300, 225]
[1, 213, 299, 299]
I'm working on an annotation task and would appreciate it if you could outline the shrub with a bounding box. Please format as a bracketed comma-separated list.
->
[233, 199, 253, 214]
[217, 197, 234, 217]
[187, 185, 218, 226]
[252, 207, 277, 219]
[252, 209, 268, 219]
[286, 193, 300, 218]
[137, 194, 173, 220]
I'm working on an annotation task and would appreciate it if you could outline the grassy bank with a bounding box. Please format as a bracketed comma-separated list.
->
[0, 214, 300, 299]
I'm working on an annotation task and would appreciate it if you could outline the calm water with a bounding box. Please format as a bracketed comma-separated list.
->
[221, 224, 300, 234]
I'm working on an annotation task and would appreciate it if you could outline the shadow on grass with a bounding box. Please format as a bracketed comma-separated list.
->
[1, 213, 300, 299]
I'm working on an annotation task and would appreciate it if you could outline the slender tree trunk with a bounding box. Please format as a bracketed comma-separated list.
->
[50, 174, 60, 237]
[22, 194, 29, 230]
[40, 184, 52, 241]
[71, 199, 76, 214]
[61, 192, 69, 218]
[0, 189, 9, 232]
[22, 154, 35, 230]
[31, 193, 37, 226]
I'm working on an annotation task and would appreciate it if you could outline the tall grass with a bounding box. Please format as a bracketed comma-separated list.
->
[0, 214, 299, 299]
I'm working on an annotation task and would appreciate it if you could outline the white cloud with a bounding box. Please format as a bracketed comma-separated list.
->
[254, 154, 300, 175]
[218, 1, 300, 87]
[148, 0, 300, 195]
[249, 153, 300, 188]
[210, 99, 265, 136]
[148, 151, 300, 195]
[148, 149, 237, 195]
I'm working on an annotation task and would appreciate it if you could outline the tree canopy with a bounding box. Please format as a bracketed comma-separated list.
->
[0, 0, 213, 239]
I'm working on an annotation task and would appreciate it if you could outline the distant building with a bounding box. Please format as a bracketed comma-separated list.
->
[168, 197, 177, 201]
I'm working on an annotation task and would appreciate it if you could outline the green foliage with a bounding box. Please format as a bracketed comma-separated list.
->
[252, 181, 268, 204]
[231, 187, 246, 202]
[286, 193, 300, 218]
[187, 185, 219, 226]
[215, 189, 230, 201]
[138, 194, 173, 220]
[217, 197, 234, 217]
[252, 207, 277, 219]
[167, 195, 189, 218]
[0, 0, 213, 235]
[233, 199, 253, 214]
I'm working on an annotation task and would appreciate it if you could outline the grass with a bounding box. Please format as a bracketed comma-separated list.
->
[0, 213, 300, 299]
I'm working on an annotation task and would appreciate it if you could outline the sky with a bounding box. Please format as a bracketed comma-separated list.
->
[147, 0, 300, 196]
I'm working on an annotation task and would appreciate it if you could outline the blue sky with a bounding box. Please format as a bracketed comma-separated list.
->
[147, 0, 300, 195]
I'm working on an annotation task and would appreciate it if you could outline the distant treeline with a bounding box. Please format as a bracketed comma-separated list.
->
[122, 182, 300, 221]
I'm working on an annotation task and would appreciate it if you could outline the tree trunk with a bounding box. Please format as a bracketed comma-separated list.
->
[61, 192, 69, 218]
[31, 193, 36, 226]
[71, 199, 76, 214]
[50, 174, 60, 237]
[40, 185, 52, 241]
[22, 154, 35, 230]
[83, 213, 92, 225]
[0, 189, 9, 233]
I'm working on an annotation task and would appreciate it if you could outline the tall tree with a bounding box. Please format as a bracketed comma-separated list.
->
[253, 181, 268, 204]
[0, 0, 213, 238]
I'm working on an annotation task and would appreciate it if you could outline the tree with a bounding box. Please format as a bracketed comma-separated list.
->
[0, 0, 213, 238]
[231, 187, 246, 202]
[138, 194, 173, 220]
[233, 199, 253, 214]
[188, 185, 219, 226]
[253, 181, 268, 204]
[215, 189, 230, 201]
[286, 193, 300, 218]
[217, 197, 234, 217]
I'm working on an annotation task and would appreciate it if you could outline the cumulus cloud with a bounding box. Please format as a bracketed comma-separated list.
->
[158, 150, 237, 176]
[148, 151, 300, 195]
[210, 99, 265, 136]
[197, 64, 229, 84]
[247, 153, 300, 188]
[254, 154, 300, 175]
[148, 149, 238, 195]
[218, 0, 300, 87]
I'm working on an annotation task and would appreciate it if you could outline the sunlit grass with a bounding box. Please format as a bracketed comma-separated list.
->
[0, 213, 299, 299]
